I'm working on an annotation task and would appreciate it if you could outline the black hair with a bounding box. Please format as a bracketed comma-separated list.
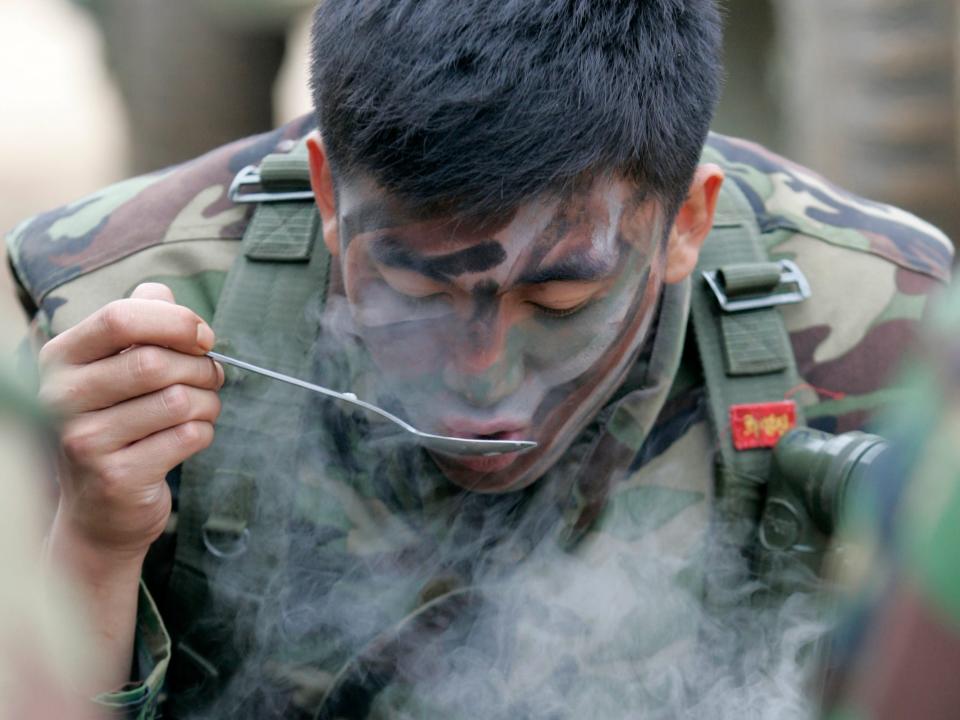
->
[310, 0, 722, 221]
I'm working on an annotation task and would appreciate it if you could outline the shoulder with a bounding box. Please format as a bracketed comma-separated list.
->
[5, 115, 316, 334]
[703, 133, 954, 434]
[703, 133, 953, 283]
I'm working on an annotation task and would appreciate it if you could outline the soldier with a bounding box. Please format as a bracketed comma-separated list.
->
[4, 1, 953, 718]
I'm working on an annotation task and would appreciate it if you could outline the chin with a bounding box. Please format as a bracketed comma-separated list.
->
[430, 448, 544, 494]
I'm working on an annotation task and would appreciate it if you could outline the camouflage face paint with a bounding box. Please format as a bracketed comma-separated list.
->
[335, 175, 667, 492]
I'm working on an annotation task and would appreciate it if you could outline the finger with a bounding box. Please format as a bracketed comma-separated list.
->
[122, 284, 177, 356]
[61, 385, 221, 460]
[39, 298, 216, 368]
[108, 420, 215, 481]
[43, 346, 224, 415]
[130, 282, 176, 304]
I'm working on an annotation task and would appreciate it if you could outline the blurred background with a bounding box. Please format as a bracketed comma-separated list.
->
[2, 0, 959, 353]
[0, 0, 316, 353]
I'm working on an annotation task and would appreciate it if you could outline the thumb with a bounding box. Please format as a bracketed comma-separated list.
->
[130, 282, 176, 303]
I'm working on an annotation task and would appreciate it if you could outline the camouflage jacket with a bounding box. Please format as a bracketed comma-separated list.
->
[5, 117, 953, 719]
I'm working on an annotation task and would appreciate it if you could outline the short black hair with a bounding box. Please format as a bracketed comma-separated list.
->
[310, 0, 722, 221]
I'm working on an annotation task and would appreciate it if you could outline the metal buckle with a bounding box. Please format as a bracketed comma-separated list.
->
[201, 526, 250, 559]
[228, 165, 315, 204]
[702, 259, 811, 313]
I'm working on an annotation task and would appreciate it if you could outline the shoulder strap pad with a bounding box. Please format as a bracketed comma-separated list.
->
[690, 178, 808, 535]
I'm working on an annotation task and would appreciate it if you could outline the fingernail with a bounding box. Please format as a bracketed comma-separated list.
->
[196, 322, 215, 351]
[214, 361, 225, 388]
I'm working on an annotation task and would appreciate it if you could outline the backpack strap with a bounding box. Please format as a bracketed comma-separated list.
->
[166, 144, 329, 709]
[689, 179, 810, 543]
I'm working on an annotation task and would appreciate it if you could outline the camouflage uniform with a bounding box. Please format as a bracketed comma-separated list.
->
[5, 117, 953, 719]
[822, 280, 960, 720]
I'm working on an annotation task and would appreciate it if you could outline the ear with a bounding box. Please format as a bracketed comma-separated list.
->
[663, 163, 725, 284]
[306, 132, 341, 258]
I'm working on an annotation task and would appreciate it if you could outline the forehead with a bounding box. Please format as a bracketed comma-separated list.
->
[337, 174, 659, 286]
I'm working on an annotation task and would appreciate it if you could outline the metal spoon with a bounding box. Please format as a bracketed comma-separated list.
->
[207, 351, 537, 457]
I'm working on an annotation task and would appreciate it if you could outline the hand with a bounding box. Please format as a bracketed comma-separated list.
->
[39, 283, 224, 558]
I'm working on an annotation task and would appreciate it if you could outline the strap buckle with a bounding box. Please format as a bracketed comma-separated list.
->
[228, 165, 315, 204]
[702, 259, 811, 313]
[202, 525, 250, 559]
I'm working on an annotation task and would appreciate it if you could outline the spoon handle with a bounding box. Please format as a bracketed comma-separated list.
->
[205, 351, 536, 456]
[207, 350, 349, 402]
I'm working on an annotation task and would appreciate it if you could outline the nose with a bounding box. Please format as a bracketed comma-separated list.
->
[443, 311, 524, 407]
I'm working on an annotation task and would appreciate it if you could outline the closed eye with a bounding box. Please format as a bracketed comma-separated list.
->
[523, 280, 604, 318]
[527, 299, 592, 318]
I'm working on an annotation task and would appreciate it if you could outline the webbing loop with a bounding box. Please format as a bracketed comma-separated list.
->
[228, 138, 315, 204]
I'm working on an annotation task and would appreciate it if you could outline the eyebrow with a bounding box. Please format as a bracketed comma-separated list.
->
[517, 254, 620, 285]
[370, 237, 507, 282]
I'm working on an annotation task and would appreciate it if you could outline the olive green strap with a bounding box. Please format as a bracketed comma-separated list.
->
[690, 181, 807, 530]
[168, 189, 329, 707]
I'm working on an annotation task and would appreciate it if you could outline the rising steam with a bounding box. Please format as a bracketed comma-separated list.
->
[188, 291, 834, 720]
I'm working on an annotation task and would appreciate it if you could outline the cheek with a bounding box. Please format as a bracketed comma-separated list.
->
[360, 320, 449, 378]
[516, 308, 623, 391]
[521, 264, 651, 381]
[346, 274, 456, 378]
[519, 311, 616, 373]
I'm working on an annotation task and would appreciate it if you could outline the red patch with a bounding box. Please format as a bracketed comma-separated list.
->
[730, 401, 797, 450]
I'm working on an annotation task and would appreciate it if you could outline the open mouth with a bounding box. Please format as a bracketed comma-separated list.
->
[439, 418, 528, 439]
[434, 422, 531, 473]
[472, 429, 524, 442]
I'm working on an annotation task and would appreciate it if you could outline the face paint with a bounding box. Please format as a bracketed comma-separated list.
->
[334, 175, 668, 492]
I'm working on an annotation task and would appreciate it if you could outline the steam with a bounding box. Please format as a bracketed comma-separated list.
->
[187, 290, 835, 720]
